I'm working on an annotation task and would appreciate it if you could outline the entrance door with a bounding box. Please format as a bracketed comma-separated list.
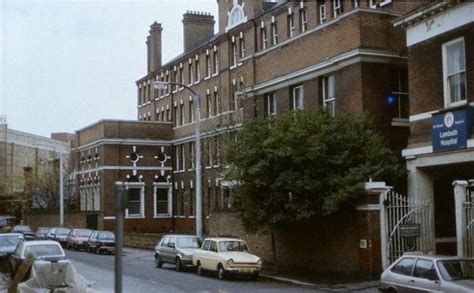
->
[433, 176, 457, 255]
[86, 214, 98, 230]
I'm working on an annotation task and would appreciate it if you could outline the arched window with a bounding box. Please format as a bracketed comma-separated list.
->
[226, 0, 247, 31]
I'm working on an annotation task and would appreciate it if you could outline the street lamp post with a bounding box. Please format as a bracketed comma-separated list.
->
[154, 81, 202, 237]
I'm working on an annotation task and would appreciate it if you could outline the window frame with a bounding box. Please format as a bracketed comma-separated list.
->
[319, 4, 327, 24]
[442, 37, 467, 108]
[292, 85, 304, 110]
[288, 13, 296, 38]
[271, 22, 278, 45]
[261, 26, 268, 50]
[265, 93, 277, 117]
[300, 7, 307, 33]
[322, 75, 336, 116]
[125, 182, 145, 218]
[153, 183, 172, 218]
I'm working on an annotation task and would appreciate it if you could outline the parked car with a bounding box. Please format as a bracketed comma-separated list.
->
[66, 229, 93, 250]
[380, 254, 474, 292]
[0, 233, 23, 259]
[12, 225, 35, 241]
[87, 231, 115, 254]
[46, 227, 71, 247]
[0, 216, 15, 233]
[34, 227, 50, 240]
[154, 234, 201, 271]
[192, 237, 262, 280]
[9, 240, 66, 277]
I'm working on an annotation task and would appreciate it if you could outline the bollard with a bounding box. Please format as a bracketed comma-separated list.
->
[114, 181, 125, 293]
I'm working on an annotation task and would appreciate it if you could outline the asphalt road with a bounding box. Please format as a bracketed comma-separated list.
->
[65, 249, 316, 293]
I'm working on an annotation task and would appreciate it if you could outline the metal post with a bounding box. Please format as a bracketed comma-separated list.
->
[59, 152, 64, 227]
[114, 181, 125, 293]
[453, 180, 468, 257]
[195, 96, 202, 237]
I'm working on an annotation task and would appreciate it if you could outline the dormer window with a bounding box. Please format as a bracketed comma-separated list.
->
[226, 0, 247, 32]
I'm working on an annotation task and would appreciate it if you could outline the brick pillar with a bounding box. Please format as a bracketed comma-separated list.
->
[356, 181, 391, 278]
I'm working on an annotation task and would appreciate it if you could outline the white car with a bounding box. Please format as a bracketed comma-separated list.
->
[9, 240, 66, 276]
[192, 237, 262, 280]
[380, 254, 474, 292]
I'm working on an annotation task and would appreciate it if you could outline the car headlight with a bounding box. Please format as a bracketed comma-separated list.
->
[227, 259, 234, 265]
[257, 259, 263, 265]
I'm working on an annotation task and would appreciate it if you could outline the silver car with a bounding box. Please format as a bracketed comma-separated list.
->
[380, 254, 474, 292]
[154, 235, 201, 271]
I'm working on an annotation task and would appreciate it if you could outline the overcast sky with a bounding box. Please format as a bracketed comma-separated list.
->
[0, 0, 218, 137]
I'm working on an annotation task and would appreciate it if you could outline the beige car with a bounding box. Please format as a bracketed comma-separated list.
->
[192, 237, 262, 280]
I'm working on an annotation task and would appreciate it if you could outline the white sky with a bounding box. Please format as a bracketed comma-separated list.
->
[0, 0, 218, 137]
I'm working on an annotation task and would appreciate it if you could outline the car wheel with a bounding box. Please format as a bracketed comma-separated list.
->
[175, 257, 182, 272]
[197, 261, 203, 276]
[217, 264, 226, 280]
[155, 254, 163, 268]
[87, 246, 91, 253]
[387, 288, 398, 293]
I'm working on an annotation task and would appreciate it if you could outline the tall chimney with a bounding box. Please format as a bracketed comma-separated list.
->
[147, 22, 162, 73]
[182, 11, 215, 52]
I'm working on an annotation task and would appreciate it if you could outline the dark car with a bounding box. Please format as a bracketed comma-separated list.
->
[87, 231, 115, 254]
[35, 227, 50, 240]
[0, 233, 23, 259]
[9, 239, 65, 277]
[12, 225, 35, 241]
[66, 229, 93, 250]
[46, 227, 71, 247]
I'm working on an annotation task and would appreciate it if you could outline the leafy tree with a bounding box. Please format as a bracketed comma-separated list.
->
[226, 110, 406, 232]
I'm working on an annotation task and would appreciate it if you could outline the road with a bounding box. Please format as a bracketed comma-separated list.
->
[66, 248, 317, 293]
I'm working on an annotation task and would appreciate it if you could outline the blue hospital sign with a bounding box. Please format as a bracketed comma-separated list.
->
[432, 107, 472, 152]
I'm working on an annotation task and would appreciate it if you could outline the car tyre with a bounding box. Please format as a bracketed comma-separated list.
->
[155, 254, 163, 268]
[217, 264, 226, 280]
[87, 245, 91, 253]
[387, 288, 397, 293]
[175, 257, 183, 272]
[197, 261, 203, 276]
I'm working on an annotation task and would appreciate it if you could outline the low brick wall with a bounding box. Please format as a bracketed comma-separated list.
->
[124, 231, 164, 250]
[24, 212, 87, 230]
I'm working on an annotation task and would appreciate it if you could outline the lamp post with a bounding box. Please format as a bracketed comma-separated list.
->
[154, 81, 202, 237]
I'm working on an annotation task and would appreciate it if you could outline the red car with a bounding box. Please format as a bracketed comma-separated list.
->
[66, 229, 93, 250]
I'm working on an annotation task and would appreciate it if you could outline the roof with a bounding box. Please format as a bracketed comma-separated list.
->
[204, 237, 245, 242]
[393, 0, 456, 28]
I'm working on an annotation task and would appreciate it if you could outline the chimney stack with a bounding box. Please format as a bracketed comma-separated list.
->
[147, 22, 162, 73]
[182, 11, 215, 52]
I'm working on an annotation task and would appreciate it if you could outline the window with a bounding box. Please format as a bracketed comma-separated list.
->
[205, 53, 211, 78]
[165, 72, 170, 94]
[288, 13, 296, 38]
[319, 4, 326, 24]
[189, 100, 194, 123]
[189, 142, 195, 169]
[239, 36, 246, 58]
[443, 38, 467, 107]
[179, 103, 184, 126]
[214, 137, 221, 166]
[154, 185, 172, 217]
[206, 91, 212, 118]
[210, 241, 218, 252]
[413, 259, 438, 280]
[173, 69, 177, 92]
[230, 80, 237, 111]
[213, 49, 219, 75]
[195, 57, 200, 82]
[173, 105, 177, 127]
[265, 93, 277, 117]
[371, 0, 393, 8]
[202, 240, 210, 251]
[231, 40, 238, 67]
[180, 144, 185, 171]
[292, 85, 304, 110]
[166, 108, 170, 121]
[179, 65, 184, 88]
[391, 257, 415, 276]
[188, 62, 193, 85]
[206, 139, 213, 167]
[271, 22, 278, 45]
[322, 75, 335, 116]
[333, 0, 342, 17]
[126, 183, 145, 218]
[261, 26, 268, 50]
[174, 145, 180, 170]
[213, 89, 220, 115]
[354, 0, 361, 7]
[299, 8, 307, 33]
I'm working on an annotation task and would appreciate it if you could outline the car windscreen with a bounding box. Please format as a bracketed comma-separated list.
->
[218, 241, 249, 253]
[176, 237, 200, 249]
[14, 226, 32, 232]
[76, 230, 92, 237]
[23, 244, 63, 257]
[56, 228, 70, 236]
[438, 260, 474, 281]
[0, 235, 22, 247]
[98, 232, 115, 240]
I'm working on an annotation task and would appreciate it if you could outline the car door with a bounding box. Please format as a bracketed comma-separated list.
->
[388, 257, 416, 293]
[158, 236, 170, 262]
[207, 241, 219, 271]
[410, 258, 440, 292]
[164, 236, 176, 263]
[89, 232, 97, 250]
[199, 240, 211, 269]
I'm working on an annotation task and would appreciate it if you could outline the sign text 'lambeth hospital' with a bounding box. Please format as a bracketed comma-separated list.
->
[432, 107, 472, 153]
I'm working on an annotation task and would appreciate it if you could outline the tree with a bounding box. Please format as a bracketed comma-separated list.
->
[226, 110, 406, 232]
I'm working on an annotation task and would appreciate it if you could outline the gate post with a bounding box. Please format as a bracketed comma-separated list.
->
[357, 181, 391, 277]
[453, 180, 468, 257]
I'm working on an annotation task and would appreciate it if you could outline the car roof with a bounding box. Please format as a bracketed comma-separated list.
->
[164, 234, 200, 238]
[204, 237, 245, 242]
[400, 254, 470, 261]
[23, 240, 62, 246]
[0, 233, 23, 237]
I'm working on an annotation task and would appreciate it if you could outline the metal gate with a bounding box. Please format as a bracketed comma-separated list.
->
[463, 181, 474, 257]
[384, 191, 434, 265]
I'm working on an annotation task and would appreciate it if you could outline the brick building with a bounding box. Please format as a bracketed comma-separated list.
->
[395, 1, 474, 256]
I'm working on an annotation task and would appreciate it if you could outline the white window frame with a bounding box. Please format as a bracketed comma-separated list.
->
[300, 8, 307, 33]
[231, 40, 238, 67]
[293, 85, 304, 110]
[442, 37, 467, 108]
[180, 144, 185, 171]
[271, 22, 278, 45]
[213, 49, 219, 76]
[153, 183, 172, 218]
[93, 187, 100, 211]
[320, 4, 327, 24]
[261, 26, 268, 50]
[205, 53, 211, 78]
[288, 13, 296, 38]
[194, 57, 200, 84]
[322, 75, 336, 117]
[354, 0, 361, 8]
[188, 62, 193, 86]
[333, 0, 342, 18]
[125, 182, 145, 218]
[239, 36, 246, 58]
[266, 93, 277, 117]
